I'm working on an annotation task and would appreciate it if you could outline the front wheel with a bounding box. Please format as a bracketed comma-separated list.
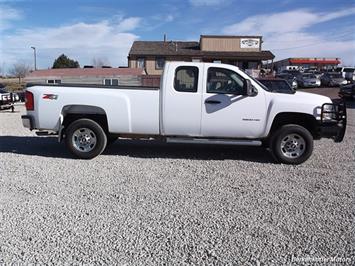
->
[65, 119, 107, 159]
[270, 124, 313, 164]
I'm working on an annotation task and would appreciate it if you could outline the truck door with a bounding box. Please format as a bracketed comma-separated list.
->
[162, 64, 203, 136]
[201, 66, 266, 138]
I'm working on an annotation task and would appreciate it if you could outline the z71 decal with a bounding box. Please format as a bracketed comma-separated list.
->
[42, 94, 58, 100]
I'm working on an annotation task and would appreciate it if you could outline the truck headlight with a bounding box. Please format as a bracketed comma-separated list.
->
[322, 105, 335, 121]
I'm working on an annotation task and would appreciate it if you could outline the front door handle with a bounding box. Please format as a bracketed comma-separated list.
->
[205, 100, 221, 104]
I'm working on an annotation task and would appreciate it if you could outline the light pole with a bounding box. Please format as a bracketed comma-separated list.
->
[31, 46, 37, 70]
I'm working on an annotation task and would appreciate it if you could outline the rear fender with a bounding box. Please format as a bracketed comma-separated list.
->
[59, 105, 108, 142]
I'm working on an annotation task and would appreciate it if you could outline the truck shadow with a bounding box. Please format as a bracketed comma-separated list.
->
[0, 136, 275, 163]
[105, 140, 274, 163]
[0, 136, 71, 158]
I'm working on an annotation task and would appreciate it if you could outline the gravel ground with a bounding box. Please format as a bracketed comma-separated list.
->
[0, 102, 354, 265]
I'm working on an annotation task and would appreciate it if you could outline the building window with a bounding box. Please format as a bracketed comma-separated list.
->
[174, 66, 199, 93]
[207, 67, 245, 95]
[104, 79, 119, 86]
[155, 57, 165, 70]
[47, 79, 61, 84]
[112, 79, 119, 86]
[137, 58, 145, 68]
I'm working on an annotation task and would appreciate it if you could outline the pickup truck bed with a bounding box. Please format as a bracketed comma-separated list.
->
[26, 83, 160, 135]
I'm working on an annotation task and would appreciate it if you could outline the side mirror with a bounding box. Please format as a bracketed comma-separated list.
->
[245, 79, 255, 96]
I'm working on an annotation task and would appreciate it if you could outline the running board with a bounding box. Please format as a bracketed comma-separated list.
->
[35, 131, 57, 136]
[166, 137, 262, 146]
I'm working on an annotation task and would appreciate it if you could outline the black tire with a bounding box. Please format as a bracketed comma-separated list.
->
[65, 118, 107, 159]
[270, 124, 313, 165]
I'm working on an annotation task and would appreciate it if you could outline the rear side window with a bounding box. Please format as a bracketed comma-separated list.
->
[174, 66, 199, 92]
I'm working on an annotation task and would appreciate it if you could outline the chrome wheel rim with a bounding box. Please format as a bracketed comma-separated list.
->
[72, 128, 97, 152]
[280, 133, 306, 159]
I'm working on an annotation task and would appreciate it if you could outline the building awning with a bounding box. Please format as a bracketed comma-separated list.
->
[289, 59, 341, 64]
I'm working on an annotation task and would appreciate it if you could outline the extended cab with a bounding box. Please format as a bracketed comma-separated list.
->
[22, 62, 346, 164]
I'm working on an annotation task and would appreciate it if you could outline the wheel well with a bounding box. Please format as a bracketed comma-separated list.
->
[269, 112, 320, 139]
[63, 114, 109, 132]
[61, 105, 109, 136]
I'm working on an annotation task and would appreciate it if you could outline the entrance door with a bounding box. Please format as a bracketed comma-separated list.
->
[201, 66, 266, 138]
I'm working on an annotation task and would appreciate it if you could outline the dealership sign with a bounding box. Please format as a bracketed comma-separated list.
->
[240, 38, 259, 48]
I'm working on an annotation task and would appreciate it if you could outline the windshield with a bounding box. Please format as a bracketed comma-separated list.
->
[0, 88, 8, 93]
[258, 79, 294, 93]
[243, 72, 271, 91]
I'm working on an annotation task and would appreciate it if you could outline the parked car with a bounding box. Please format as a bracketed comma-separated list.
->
[22, 62, 346, 164]
[0, 88, 15, 112]
[339, 83, 355, 100]
[335, 67, 355, 81]
[0, 88, 20, 102]
[257, 78, 295, 93]
[275, 73, 298, 89]
[297, 73, 321, 88]
[321, 72, 348, 87]
[304, 69, 323, 79]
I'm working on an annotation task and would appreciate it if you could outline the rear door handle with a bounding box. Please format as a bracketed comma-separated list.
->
[205, 100, 221, 104]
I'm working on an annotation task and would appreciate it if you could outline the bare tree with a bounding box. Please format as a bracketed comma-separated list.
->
[92, 57, 110, 68]
[9, 63, 31, 83]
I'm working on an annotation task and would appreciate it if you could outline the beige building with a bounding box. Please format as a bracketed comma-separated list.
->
[128, 35, 274, 75]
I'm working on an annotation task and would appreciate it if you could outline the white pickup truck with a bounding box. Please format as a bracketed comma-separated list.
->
[22, 62, 346, 164]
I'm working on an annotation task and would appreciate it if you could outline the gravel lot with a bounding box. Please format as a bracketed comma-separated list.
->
[0, 99, 354, 265]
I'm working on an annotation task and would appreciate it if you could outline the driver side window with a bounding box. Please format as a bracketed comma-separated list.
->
[207, 67, 245, 94]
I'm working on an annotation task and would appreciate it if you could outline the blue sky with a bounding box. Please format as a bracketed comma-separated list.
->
[0, 0, 354, 72]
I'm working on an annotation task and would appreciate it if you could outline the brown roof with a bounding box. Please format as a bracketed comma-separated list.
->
[129, 41, 200, 56]
[129, 41, 274, 60]
[26, 68, 144, 78]
[200, 35, 263, 39]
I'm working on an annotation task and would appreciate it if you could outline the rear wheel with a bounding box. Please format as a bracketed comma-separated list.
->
[65, 119, 107, 159]
[270, 124, 313, 164]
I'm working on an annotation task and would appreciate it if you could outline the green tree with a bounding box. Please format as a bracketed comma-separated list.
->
[52, 54, 80, 69]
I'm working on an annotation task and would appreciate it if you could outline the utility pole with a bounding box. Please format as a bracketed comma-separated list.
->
[31, 46, 37, 70]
